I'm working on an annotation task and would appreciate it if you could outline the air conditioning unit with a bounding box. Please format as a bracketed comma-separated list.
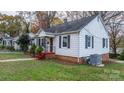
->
[89, 54, 102, 66]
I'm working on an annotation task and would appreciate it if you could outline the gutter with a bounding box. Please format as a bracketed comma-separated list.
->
[55, 30, 80, 35]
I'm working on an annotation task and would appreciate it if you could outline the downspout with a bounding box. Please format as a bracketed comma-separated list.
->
[77, 32, 80, 63]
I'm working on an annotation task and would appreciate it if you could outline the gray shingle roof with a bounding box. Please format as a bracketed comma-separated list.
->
[45, 15, 98, 33]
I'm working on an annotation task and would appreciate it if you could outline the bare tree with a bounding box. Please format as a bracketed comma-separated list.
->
[17, 11, 35, 33]
[64, 11, 123, 24]
[108, 17, 124, 56]
[35, 11, 57, 29]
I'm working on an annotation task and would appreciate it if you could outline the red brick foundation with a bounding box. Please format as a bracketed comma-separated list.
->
[55, 53, 109, 64]
[102, 53, 109, 63]
[55, 55, 85, 64]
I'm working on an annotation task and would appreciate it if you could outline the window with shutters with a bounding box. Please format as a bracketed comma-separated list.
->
[103, 38, 108, 48]
[59, 35, 70, 48]
[85, 35, 94, 49]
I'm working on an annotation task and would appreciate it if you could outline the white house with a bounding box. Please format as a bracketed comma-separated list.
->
[1, 15, 109, 63]
[33, 15, 109, 63]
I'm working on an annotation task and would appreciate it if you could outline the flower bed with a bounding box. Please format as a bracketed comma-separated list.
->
[35, 53, 46, 60]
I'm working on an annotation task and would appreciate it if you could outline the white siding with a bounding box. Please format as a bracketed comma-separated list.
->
[79, 16, 109, 57]
[54, 33, 79, 57]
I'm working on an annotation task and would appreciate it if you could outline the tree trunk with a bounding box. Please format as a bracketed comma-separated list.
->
[113, 45, 117, 57]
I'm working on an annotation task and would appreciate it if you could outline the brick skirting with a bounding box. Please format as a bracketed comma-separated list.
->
[102, 53, 109, 63]
[55, 55, 85, 64]
[55, 53, 109, 64]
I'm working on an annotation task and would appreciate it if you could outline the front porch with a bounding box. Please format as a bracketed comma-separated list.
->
[34, 35, 55, 54]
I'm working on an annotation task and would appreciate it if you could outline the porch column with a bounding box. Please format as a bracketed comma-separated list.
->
[44, 37, 47, 52]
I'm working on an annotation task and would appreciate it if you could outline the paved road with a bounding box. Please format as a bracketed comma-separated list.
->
[0, 58, 35, 62]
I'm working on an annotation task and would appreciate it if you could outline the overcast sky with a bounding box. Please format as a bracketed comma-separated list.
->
[0, 11, 17, 15]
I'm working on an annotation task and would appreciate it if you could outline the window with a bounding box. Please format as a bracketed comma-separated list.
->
[63, 36, 68, 47]
[85, 35, 94, 49]
[87, 36, 91, 47]
[59, 35, 70, 48]
[103, 38, 108, 48]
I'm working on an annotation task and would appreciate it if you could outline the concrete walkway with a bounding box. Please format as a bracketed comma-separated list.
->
[0, 58, 36, 62]
[110, 59, 124, 63]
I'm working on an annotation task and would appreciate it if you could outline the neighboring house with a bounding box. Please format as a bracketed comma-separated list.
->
[1, 33, 13, 47]
[33, 15, 109, 63]
[1, 33, 20, 50]
[2, 37, 13, 47]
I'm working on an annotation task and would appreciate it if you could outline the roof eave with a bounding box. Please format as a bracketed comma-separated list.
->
[55, 30, 80, 35]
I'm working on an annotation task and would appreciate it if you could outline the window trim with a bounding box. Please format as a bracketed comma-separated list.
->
[62, 35, 68, 48]
[85, 35, 93, 49]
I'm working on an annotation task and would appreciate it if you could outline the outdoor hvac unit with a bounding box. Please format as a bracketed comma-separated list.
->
[89, 54, 102, 66]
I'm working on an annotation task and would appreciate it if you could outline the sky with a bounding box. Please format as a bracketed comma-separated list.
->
[0, 11, 17, 15]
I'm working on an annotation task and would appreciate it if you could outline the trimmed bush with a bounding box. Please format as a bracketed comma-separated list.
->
[35, 46, 44, 54]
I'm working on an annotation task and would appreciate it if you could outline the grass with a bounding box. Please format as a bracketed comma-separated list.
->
[0, 52, 30, 60]
[0, 59, 123, 80]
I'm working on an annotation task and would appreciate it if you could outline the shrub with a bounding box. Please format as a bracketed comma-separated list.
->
[35, 46, 43, 54]
[0, 45, 5, 49]
[6, 46, 15, 51]
[17, 34, 30, 53]
[109, 53, 120, 58]
[119, 49, 124, 60]
[30, 44, 36, 57]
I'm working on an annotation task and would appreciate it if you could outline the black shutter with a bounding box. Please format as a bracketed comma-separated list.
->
[68, 35, 70, 48]
[102, 38, 104, 48]
[85, 35, 88, 49]
[92, 36, 94, 48]
[106, 38, 108, 48]
[59, 36, 61, 48]
[103, 38, 105, 48]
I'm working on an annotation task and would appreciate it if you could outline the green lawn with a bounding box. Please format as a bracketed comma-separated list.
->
[0, 59, 123, 80]
[0, 52, 30, 60]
